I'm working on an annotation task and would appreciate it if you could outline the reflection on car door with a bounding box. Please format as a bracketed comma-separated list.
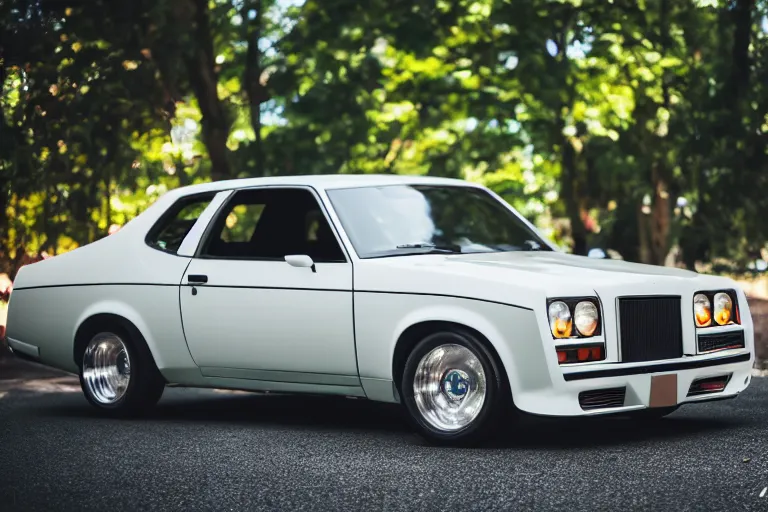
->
[179, 186, 359, 387]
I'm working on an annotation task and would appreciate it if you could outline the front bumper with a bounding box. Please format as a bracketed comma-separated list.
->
[514, 350, 753, 416]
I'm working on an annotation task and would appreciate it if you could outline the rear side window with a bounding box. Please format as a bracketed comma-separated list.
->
[146, 194, 215, 254]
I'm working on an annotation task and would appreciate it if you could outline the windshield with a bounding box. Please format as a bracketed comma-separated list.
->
[326, 184, 553, 259]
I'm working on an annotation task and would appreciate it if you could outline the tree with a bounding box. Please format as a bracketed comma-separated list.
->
[3, 0, 768, 277]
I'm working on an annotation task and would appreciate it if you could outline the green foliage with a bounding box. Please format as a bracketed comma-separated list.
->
[2, 0, 768, 273]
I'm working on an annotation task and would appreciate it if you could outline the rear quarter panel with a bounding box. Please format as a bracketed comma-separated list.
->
[6, 283, 196, 375]
[6, 190, 200, 377]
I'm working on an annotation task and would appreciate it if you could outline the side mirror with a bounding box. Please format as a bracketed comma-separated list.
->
[285, 254, 316, 273]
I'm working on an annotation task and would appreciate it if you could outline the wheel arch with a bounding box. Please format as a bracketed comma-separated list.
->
[72, 309, 160, 374]
[391, 317, 514, 400]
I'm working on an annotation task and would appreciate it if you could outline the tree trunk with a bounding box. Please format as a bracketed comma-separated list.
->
[182, 0, 232, 181]
[552, 9, 587, 255]
[637, 203, 651, 265]
[176, 157, 191, 187]
[243, 0, 268, 176]
[0, 178, 9, 269]
[105, 175, 112, 232]
[649, 164, 671, 266]
[726, 0, 754, 108]
[646, 0, 672, 267]
[721, 0, 754, 166]
[561, 137, 587, 256]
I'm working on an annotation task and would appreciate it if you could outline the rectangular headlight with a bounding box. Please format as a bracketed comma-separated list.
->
[693, 289, 740, 328]
[546, 297, 602, 339]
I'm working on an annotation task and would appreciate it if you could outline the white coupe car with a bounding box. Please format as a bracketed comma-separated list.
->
[5, 175, 754, 445]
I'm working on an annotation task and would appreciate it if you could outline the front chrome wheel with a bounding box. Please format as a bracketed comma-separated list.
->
[82, 332, 131, 405]
[413, 343, 487, 432]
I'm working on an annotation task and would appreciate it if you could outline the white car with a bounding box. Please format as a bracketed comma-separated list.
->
[5, 175, 755, 445]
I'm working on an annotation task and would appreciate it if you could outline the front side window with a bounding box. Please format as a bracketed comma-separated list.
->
[146, 194, 215, 254]
[326, 184, 552, 259]
[199, 188, 346, 262]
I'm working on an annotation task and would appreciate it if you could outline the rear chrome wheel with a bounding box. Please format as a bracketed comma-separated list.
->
[82, 333, 132, 405]
[401, 329, 509, 446]
[78, 324, 165, 416]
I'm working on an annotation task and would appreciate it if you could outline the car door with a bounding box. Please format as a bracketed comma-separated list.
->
[179, 186, 358, 385]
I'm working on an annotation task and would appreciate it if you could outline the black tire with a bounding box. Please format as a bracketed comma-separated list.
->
[78, 324, 165, 417]
[628, 406, 679, 421]
[400, 328, 510, 446]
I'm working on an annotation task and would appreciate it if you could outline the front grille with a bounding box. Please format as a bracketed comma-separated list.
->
[619, 296, 683, 363]
[698, 331, 745, 353]
[578, 387, 626, 410]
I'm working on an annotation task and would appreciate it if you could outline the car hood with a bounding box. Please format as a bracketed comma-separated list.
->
[444, 250, 698, 283]
[362, 249, 737, 311]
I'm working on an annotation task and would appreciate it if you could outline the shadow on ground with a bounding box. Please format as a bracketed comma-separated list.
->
[0, 340, 754, 451]
[21, 385, 746, 450]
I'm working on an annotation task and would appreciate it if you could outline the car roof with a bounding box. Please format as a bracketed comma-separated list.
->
[166, 174, 479, 199]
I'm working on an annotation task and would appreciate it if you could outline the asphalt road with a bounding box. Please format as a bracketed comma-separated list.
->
[2, 360, 768, 511]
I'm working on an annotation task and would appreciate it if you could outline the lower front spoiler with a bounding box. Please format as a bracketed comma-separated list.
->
[515, 351, 754, 417]
[576, 388, 741, 417]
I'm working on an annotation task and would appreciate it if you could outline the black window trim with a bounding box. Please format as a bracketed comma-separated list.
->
[144, 191, 219, 256]
[193, 184, 350, 264]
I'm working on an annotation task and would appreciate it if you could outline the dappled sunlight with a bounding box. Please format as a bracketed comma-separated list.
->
[0, 376, 80, 395]
[0, 0, 766, 271]
[0, 356, 79, 395]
